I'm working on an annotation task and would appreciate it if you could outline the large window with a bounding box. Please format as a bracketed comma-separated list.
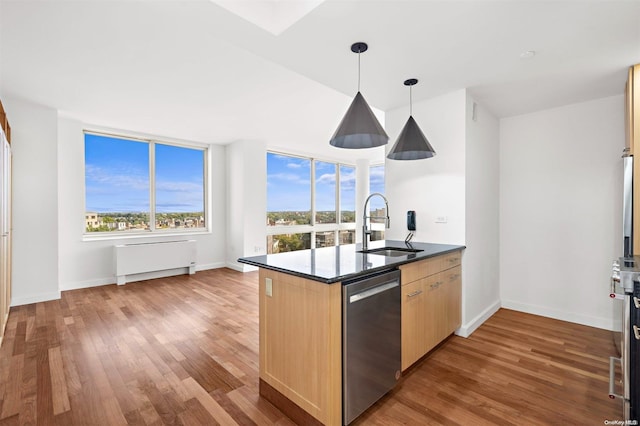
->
[266, 154, 311, 226]
[340, 165, 355, 223]
[267, 152, 356, 253]
[369, 164, 385, 241]
[315, 161, 336, 224]
[84, 132, 206, 234]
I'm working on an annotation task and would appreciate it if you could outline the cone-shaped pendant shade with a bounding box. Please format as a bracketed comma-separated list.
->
[387, 115, 436, 160]
[329, 91, 389, 149]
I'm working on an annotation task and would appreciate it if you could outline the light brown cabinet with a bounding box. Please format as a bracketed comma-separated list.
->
[401, 279, 427, 368]
[0, 99, 10, 346]
[258, 269, 342, 426]
[625, 66, 635, 154]
[628, 64, 640, 256]
[254, 246, 464, 425]
[400, 251, 462, 371]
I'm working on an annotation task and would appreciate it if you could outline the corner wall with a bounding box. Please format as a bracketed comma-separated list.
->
[500, 95, 623, 329]
[384, 90, 467, 245]
[57, 117, 228, 291]
[4, 96, 60, 305]
[226, 140, 267, 271]
[461, 94, 500, 336]
[384, 89, 500, 337]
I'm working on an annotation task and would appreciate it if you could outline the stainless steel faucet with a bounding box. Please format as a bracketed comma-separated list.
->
[362, 192, 390, 251]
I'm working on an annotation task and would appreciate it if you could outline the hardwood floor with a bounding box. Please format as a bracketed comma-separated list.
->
[0, 268, 620, 425]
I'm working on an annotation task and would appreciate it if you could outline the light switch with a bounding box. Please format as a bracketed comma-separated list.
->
[265, 277, 273, 297]
[436, 216, 448, 224]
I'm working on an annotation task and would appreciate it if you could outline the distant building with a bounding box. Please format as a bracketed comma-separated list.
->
[339, 231, 355, 245]
[267, 235, 279, 254]
[315, 231, 335, 248]
[85, 212, 100, 229]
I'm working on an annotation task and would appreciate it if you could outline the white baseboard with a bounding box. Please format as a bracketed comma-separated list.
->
[11, 290, 61, 307]
[456, 299, 501, 338]
[196, 262, 226, 271]
[501, 299, 614, 331]
[59, 262, 227, 292]
[226, 261, 258, 272]
[60, 277, 115, 292]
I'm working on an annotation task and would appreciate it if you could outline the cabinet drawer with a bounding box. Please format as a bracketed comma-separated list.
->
[400, 250, 462, 284]
[441, 251, 461, 270]
[443, 264, 462, 284]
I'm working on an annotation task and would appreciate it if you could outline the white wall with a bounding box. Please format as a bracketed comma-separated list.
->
[4, 96, 60, 305]
[57, 117, 227, 291]
[385, 89, 467, 245]
[385, 89, 501, 337]
[461, 94, 500, 336]
[226, 140, 267, 271]
[4, 82, 385, 300]
[500, 95, 623, 329]
[385, 90, 500, 337]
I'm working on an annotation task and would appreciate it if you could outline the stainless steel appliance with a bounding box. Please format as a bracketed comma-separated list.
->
[342, 269, 401, 425]
[609, 257, 640, 421]
[613, 154, 634, 357]
[608, 150, 638, 421]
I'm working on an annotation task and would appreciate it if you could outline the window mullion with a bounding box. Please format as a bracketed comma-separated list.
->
[310, 160, 316, 248]
[149, 142, 156, 231]
[336, 164, 341, 226]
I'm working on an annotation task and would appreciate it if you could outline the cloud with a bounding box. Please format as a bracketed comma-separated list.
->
[156, 180, 203, 192]
[315, 162, 334, 171]
[85, 164, 148, 190]
[86, 163, 204, 212]
[369, 165, 385, 189]
[267, 172, 310, 185]
[316, 172, 336, 185]
[339, 169, 356, 189]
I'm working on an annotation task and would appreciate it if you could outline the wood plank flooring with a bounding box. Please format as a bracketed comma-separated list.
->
[0, 268, 620, 425]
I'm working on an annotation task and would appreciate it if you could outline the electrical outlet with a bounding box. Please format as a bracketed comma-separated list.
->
[254, 246, 262, 253]
[436, 216, 448, 224]
[265, 277, 273, 297]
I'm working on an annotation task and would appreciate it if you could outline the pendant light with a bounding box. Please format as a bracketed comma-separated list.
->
[387, 79, 436, 160]
[329, 42, 389, 149]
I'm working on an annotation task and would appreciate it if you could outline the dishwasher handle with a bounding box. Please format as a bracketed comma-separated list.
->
[349, 281, 399, 304]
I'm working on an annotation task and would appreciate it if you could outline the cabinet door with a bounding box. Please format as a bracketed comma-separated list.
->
[424, 272, 447, 353]
[0, 135, 8, 340]
[0, 136, 4, 340]
[444, 266, 462, 334]
[401, 279, 426, 371]
[424, 267, 462, 353]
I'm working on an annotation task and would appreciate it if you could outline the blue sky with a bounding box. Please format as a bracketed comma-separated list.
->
[85, 134, 204, 213]
[267, 153, 384, 212]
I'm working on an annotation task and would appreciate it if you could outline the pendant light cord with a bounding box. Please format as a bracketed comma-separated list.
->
[357, 50, 361, 92]
[409, 85, 413, 116]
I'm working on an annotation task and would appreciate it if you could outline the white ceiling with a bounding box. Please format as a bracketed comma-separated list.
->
[1, 0, 639, 150]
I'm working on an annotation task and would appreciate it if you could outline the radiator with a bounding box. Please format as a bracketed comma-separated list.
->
[115, 240, 197, 285]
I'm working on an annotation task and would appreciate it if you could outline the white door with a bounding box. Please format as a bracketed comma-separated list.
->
[0, 131, 10, 334]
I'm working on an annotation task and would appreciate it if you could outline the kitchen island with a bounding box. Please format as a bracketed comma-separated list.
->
[238, 240, 465, 425]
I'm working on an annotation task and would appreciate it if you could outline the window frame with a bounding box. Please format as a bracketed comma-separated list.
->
[266, 151, 357, 251]
[82, 129, 210, 239]
[368, 162, 386, 241]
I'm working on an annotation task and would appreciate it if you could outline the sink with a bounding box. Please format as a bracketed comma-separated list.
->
[358, 247, 424, 257]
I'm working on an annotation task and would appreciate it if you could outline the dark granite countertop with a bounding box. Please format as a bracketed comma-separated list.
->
[237, 240, 465, 284]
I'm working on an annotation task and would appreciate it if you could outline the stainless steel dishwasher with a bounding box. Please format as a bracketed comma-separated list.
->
[343, 269, 401, 425]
